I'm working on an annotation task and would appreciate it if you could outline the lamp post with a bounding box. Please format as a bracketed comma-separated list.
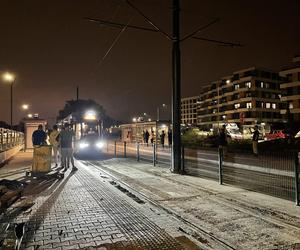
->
[157, 103, 167, 121]
[2, 72, 15, 129]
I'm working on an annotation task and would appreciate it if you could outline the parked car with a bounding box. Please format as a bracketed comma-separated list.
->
[227, 128, 243, 140]
[265, 130, 287, 140]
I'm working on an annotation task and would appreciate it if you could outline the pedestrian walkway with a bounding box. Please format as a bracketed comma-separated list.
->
[1, 152, 201, 250]
[1, 152, 300, 249]
[0, 151, 32, 180]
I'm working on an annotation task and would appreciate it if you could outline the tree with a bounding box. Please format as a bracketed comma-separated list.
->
[0, 121, 10, 129]
[57, 99, 118, 128]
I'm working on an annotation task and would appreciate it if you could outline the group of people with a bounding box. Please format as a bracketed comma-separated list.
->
[142, 129, 172, 148]
[219, 124, 260, 156]
[32, 123, 76, 170]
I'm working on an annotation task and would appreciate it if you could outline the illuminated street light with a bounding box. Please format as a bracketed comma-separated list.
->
[2, 72, 15, 83]
[226, 79, 231, 84]
[22, 104, 29, 110]
[27, 114, 33, 118]
[132, 117, 137, 122]
[2, 72, 15, 129]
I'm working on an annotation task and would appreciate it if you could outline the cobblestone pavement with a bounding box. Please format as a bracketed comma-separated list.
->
[10, 161, 195, 250]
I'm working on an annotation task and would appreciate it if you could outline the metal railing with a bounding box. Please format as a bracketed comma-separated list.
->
[106, 141, 299, 205]
[0, 128, 24, 152]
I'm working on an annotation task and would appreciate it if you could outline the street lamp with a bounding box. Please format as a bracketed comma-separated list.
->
[21, 104, 29, 110]
[2, 72, 15, 129]
[27, 114, 33, 118]
[157, 104, 167, 121]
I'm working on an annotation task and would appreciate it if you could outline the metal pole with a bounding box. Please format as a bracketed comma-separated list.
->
[171, 0, 181, 173]
[181, 145, 185, 174]
[218, 147, 223, 185]
[157, 107, 160, 121]
[124, 141, 127, 158]
[294, 152, 299, 206]
[114, 141, 117, 157]
[10, 82, 13, 130]
[137, 142, 140, 161]
[153, 144, 156, 166]
[76, 86, 79, 101]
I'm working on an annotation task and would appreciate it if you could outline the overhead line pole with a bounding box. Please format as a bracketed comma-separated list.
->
[172, 0, 181, 173]
[86, 0, 242, 174]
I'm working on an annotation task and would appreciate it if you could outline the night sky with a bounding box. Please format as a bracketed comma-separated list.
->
[1, 0, 299, 125]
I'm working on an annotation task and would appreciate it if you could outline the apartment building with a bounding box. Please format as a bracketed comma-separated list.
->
[197, 67, 284, 129]
[280, 56, 300, 121]
[181, 96, 199, 125]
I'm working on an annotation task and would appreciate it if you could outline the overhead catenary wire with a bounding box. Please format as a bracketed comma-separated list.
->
[124, 0, 172, 40]
[98, 15, 134, 66]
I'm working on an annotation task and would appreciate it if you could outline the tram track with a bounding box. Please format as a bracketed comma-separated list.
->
[85, 160, 237, 250]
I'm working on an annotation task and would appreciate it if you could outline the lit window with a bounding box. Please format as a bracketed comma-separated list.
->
[245, 82, 251, 88]
[289, 102, 293, 109]
[234, 103, 240, 109]
[261, 102, 264, 108]
[246, 102, 252, 108]
[266, 103, 271, 108]
[272, 103, 276, 109]
[260, 82, 264, 88]
[234, 84, 239, 90]
[265, 83, 270, 88]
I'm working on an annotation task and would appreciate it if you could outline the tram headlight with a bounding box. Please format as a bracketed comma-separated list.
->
[79, 142, 89, 149]
[96, 141, 104, 148]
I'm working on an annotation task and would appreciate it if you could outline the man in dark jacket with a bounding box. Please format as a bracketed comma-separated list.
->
[32, 124, 47, 146]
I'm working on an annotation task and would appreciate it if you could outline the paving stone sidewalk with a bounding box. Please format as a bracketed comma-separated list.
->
[9, 163, 186, 250]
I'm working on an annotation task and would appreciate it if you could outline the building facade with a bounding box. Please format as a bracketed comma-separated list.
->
[181, 96, 199, 125]
[197, 67, 284, 129]
[280, 56, 300, 122]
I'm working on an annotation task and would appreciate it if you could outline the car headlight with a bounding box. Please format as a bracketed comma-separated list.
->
[96, 141, 104, 148]
[79, 142, 89, 149]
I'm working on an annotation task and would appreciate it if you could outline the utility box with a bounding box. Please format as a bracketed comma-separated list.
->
[23, 119, 47, 150]
[32, 145, 52, 174]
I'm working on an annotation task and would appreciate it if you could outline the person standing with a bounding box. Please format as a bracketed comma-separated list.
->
[168, 130, 172, 146]
[160, 130, 166, 148]
[218, 125, 228, 157]
[32, 124, 47, 146]
[142, 130, 146, 143]
[49, 125, 60, 167]
[145, 130, 150, 146]
[150, 130, 155, 145]
[59, 123, 75, 170]
[252, 125, 259, 156]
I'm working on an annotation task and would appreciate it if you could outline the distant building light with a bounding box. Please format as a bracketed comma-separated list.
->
[148, 118, 152, 122]
[132, 117, 137, 122]
[27, 114, 33, 118]
[33, 113, 39, 118]
[226, 79, 231, 84]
